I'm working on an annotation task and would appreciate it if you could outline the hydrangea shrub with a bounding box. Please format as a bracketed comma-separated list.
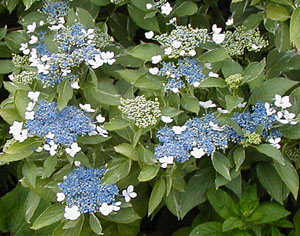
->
[0, 0, 300, 235]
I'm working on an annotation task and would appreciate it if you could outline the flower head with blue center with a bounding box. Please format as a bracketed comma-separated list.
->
[57, 166, 137, 220]
[154, 113, 229, 167]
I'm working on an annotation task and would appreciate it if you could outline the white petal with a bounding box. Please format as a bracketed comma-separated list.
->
[145, 31, 154, 39]
[161, 116, 173, 123]
[151, 55, 162, 64]
[96, 114, 105, 123]
[149, 67, 159, 75]
[213, 33, 225, 44]
[172, 126, 187, 135]
[191, 148, 206, 159]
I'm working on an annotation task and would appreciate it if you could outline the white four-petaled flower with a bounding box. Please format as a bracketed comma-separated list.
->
[172, 125, 187, 134]
[122, 185, 137, 202]
[79, 104, 95, 113]
[212, 24, 225, 44]
[151, 55, 162, 64]
[65, 143, 81, 157]
[99, 203, 113, 216]
[28, 91, 40, 102]
[27, 22, 36, 33]
[64, 206, 81, 221]
[191, 148, 206, 159]
[96, 114, 105, 123]
[199, 100, 216, 109]
[161, 116, 173, 123]
[274, 94, 292, 109]
[161, 2, 172, 15]
[268, 137, 281, 149]
[56, 192, 65, 202]
[159, 156, 174, 168]
[145, 31, 154, 39]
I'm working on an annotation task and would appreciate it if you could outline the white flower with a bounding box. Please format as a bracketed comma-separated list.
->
[64, 206, 81, 221]
[161, 2, 172, 15]
[37, 63, 50, 74]
[9, 121, 23, 136]
[237, 102, 247, 108]
[217, 108, 229, 114]
[56, 192, 65, 202]
[65, 143, 81, 157]
[79, 104, 95, 113]
[189, 49, 196, 57]
[159, 156, 174, 168]
[204, 63, 212, 69]
[71, 81, 80, 89]
[172, 40, 182, 49]
[172, 125, 187, 134]
[101, 51, 115, 65]
[99, 203, 113, 216]
[276, 111, 297, 125]
[146, 3, 153, 9]
[36, 147, 43, 152]
[74, 161, 81, 167]
[212, 24, 225, 44]
[268, 137, 281, 149]
[88, 54, 104, 69]
[20, 43, 30, 55]
[225, 17, 234, 26]
[15, 129, 28, 142]
[209, 121, 224, 131]
[112, 202, 121, 212]
[199, 100, 216, 109]
[164, 47, 172, 55]
[168, 17, 177, 24]
[25, 111, 35, 120]
[251, 44, 259, 50]
[149, 67, 159, 75]
[28, 91, 40, 102]
[39, 20, 44, 26]
[97, 126, 109, 137]
[208, 72, 219, 78]
[171, 88, 179, 93]
[27, 22, 36, 33]
[161, 116, 173, 123]
[122, 185, 137, 202]
[46, 132, 55, 139]
[193, 81, 200, 87]
[191, 148, 206, 159]
[264, 102, 276, 116]
[8, 73, 15, 81]
[96, 114, 105, 123]
[145, 31, 154, 39]
[48, 24, 64, 31]
[274, 94, 292, 109]
[29, 35, 38, 45]
[44, 143, 58, 156]
[151, 55, 162, 64]
[26, 102, 35, 111]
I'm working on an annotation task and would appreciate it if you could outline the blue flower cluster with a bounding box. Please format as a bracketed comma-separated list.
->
[159, 58, 205, 91]
[58, 167, 119, 214]
[154, 114, 229, 163]
[229, 101, 282, 143]
[41, 1, 69, 23]
[25, 101, 95, 146]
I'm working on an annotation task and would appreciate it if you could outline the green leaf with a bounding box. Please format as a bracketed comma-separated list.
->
[257, 163, 285, 204]
[243, 59, 265, 84]
[211, 152, 231, 181]
[14, 90, 30, 119]
[294, 209, 300, 235]
[128, 4, 160, 32]
[42, 155, 57, 179]
[290, 7, 300, 49]
[222, 59, 243, 78]
[274, 159, 299, 200]
[134, 74, 163, 90]
[104, 117, 131, 131]
[198, 48, 229, 63]
[115, 69, 144, 83]
[233, 146, 245, 171]
[0, 60, 14, 74]
[5, 31, 29, 52]
[0, 108, 23, 124]
[199, 77, 227, 88]
[206, 188, 238, 219]
[189, 222, 224, 236]
[222, 217, 245, 232]
[249, 78, 297, 104]
[252, 202, 290, 224]
[90, 0, 110, 6]
[5, 138, 42, 155]
[138, 144, 157, 165]
[240, 185, 259, 217]
[173, 1, 198, 17]
[148, 178, 166, 216]
[274, 22, 290, 52]
[253, 144, 285, 165]
[32, 203, 64, 230]
[289, 86, 300, 115]
[6, 0, 19, 13]
[83, 86, 121, 106]
[76, 8, 95, 28]
[101, 207, 141, 224]
[138, 164, 160, 182]
[180, 166, 215, 218]
[266, 4, 290, 21]
[181, 93, 199, 114]
[161, 107, 183, 117]
[114, 143, 138, 161]
[25, 191, 41, 223]
[225, 95, 244, 112]
[22, 160, 37, 187]
[101, 158, 132, 184]
[22, 0, 37, 10]
[89, 214, 102, 235]
[0, 26, 7, 40]
[126, 43, 163, 61]
[280, 123, 300, 139]
[57, 81, 73, 110]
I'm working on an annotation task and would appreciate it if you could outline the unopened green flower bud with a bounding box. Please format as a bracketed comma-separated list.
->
[225, 73, 243, 89]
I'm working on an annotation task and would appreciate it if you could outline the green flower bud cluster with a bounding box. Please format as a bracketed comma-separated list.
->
[118, 96, 161, 128]
[285, 148, 299, 162]
[95, 30, 114, 49]
[12, 54, 29, 68]
[221, 26, 268, 56]
[10, 71, 37, 85]
[225, 73, 243, 89]
[241, 132, 262, 147]
[154, 25, 209, 58]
